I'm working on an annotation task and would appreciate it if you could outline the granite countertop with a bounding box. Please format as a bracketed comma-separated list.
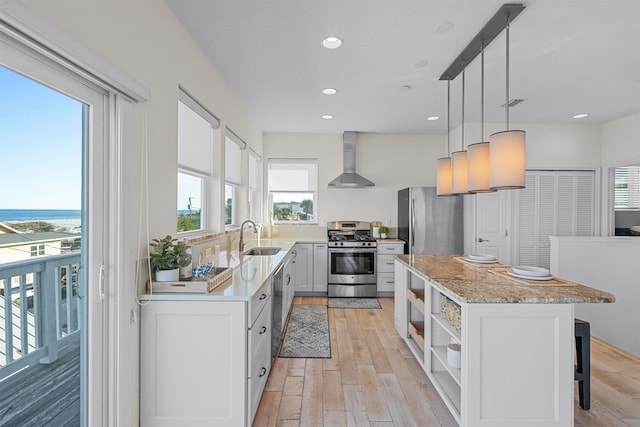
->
[396, 254, 616, 304]
[140, 239, 300, 302]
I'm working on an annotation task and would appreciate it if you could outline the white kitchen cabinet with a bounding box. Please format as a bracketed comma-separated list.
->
[293, 243, 313, 292]
[140, 279, 273, 427]
[395, 260, 574, 426]
[282, 250, 295, 328]
[376, 240, 404, 294]
[312, 243, 328, 292]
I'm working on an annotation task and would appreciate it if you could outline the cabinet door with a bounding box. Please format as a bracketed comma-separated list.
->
[141, 300, 246, 427]
[313, 243, 328, 292]
[293, 243, 313, 292]
[283, 254, 295, 327]
[394, 261, 407, 337]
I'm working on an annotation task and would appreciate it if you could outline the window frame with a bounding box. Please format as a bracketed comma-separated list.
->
[267, 158, 318, 224]
[176, 88, 219, 235]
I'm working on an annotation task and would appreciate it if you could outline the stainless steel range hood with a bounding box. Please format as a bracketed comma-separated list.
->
[328, 131, 375, 188]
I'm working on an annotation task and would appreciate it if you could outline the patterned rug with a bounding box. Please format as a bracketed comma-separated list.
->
[327, 298, 381, 309]
[279, 305, 331, 358]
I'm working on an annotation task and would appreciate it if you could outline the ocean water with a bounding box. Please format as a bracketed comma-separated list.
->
[0, 209, 81, 222]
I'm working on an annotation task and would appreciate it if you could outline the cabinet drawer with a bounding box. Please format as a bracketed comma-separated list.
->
[248, 340, 271, 423]
[249, 300, 272, 369]
[377, 272, 395, 292]
[377, 254, 397, 272]
[249, 280, 272, 327]
[378, 243, 404, 254]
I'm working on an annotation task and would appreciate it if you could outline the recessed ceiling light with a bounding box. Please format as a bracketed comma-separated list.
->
[427, 116, 440, 121]
[322, 114, 334, 120]
[573, 113, 589, 119]
[321, 36, 343, 49]
[436, 22, 454, 34]
[414, 60, 429, 69]
[399, 85, 412, 92]
[322, 88, 337, 95]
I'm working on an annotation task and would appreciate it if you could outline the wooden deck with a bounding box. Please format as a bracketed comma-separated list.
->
[0, 341, 80, 426]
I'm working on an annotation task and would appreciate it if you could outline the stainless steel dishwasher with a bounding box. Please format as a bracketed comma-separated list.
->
[271, 263, 284, 361]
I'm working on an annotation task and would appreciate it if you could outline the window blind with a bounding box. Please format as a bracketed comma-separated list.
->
[268, 159, 317, 192]
[614, 166, 640, 209]
[177, 90, 217, 177]
[225, 136, 242, 185]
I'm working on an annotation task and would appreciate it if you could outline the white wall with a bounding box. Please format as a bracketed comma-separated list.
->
[601, 112, 640, 165]
[264, 122, 602, 237]
[21, 1, 264, 424]
[263, 132, 445, 235]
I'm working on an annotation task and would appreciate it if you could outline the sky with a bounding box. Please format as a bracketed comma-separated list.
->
[0, 66, 82, 209]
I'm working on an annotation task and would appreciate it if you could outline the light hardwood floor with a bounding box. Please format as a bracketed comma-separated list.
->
[253, 297, 640, 427]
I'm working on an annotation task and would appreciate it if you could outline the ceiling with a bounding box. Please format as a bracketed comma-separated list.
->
[165, 0, 640, 135]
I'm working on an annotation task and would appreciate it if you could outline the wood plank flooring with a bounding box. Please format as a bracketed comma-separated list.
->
[253, 297, 640, 427]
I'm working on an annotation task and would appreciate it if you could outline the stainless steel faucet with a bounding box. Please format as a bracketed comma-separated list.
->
[239, 220, 257, 253]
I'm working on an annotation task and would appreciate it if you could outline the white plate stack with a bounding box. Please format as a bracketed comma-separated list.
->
[464, 253, 497, 264]
[507, 265, 554, 281]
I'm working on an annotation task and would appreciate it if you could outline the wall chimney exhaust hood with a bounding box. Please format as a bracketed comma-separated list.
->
[328, 131, 375, 188]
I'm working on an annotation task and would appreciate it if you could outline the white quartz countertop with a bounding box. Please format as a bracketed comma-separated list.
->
[139, 238, 317, 302]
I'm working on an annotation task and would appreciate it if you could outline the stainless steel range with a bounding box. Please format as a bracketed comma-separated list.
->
[327, 221, 377, 297]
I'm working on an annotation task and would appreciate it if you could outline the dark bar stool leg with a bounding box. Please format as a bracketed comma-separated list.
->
[574, 318, 590, 410]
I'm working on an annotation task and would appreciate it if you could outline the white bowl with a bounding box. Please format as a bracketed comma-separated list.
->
[511, 265, 550, 277]
[467, 253, 496, 261]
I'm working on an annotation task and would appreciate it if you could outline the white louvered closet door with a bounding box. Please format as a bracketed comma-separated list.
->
[515, 170, 595, 269]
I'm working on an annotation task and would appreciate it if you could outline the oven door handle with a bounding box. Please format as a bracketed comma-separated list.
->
[328, 248, 377, 254]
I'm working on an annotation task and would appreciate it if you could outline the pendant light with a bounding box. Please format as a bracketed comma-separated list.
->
[436, 81, 452, 196]
[451, 68, 468, 195]
[468, 41, 497, 193]
[489, 14, 526, 190]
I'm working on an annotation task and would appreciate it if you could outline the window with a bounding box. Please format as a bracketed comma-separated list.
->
[268, 159, 317, 222]
[177, 88, 219, 233]
[225, 129, 246, 227]
[248, 149, 262, 221]
[29, 244, 45, 257]
[614, 166, 640, 210]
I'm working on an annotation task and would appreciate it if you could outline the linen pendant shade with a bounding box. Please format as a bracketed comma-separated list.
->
[489, 129, 526, 189]
[451, 150, 468, 195]
[467, 142, 496, 193]
[436, 156, 452, 195]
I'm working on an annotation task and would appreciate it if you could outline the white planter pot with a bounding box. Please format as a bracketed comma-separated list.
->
[155, 268, 179, 282]
[380, 233, 388, 239]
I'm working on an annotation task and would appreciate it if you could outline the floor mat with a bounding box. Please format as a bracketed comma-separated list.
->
[279, 305, 331, 358]
[327, 298, 381, 309]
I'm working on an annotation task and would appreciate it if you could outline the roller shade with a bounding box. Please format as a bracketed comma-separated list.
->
[225, 136, 242, 185]
[268, 159, 317, 192]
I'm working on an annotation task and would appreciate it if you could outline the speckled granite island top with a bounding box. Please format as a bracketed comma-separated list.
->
[396, 254, 615, 304]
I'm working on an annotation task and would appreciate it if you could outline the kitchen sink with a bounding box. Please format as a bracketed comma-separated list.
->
[243, 247, 282, 256]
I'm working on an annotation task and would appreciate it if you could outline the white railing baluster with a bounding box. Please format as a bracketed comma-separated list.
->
[19, 274, 28, 357]
[65, 264, 72, 336]
[4, 278, 14, 364]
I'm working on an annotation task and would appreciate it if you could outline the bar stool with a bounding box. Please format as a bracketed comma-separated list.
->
[574, 318, 590, 410]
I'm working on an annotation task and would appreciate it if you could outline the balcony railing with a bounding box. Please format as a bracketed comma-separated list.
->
[0, 252, 81, 380]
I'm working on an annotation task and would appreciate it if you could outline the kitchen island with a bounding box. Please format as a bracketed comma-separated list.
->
[394, 255, 614, 427]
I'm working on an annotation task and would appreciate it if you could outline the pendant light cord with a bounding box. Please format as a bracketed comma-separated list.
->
[505, 14, 510, 130]
[461, 67, 465, 150]
[481, 40, 484, 140]
[447, 80, 451, 156]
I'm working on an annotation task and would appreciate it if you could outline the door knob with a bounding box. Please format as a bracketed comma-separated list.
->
[477, 238, 490, 243]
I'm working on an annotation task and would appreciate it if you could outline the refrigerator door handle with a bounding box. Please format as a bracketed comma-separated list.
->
[411, 198, 415, 246]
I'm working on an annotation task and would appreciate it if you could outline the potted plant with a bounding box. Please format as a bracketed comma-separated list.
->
[149, 235, 191, 282]
[379, 225, 389, 239]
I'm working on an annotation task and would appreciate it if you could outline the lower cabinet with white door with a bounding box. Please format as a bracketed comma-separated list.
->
[140, 277, 273, 427]
[377, 240, 404, 295]
[293, 242, 328, 295]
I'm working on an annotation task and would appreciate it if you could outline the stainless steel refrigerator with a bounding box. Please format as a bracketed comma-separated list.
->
[397, 187, 463, 255]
